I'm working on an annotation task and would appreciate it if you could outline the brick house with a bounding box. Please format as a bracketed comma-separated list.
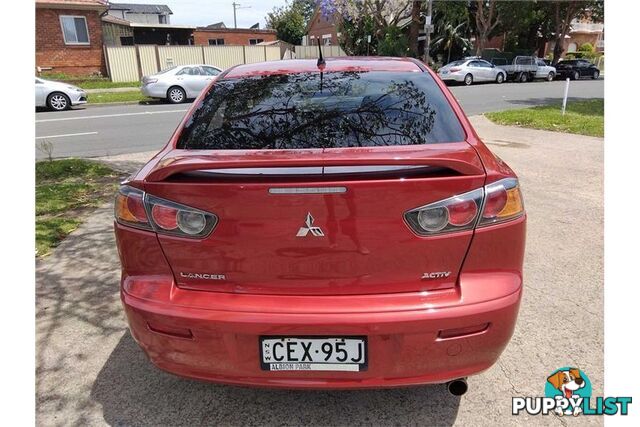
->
[302, 6, 340, 46]
[193, 27, 277, 46]
[36, 0, 108, 76]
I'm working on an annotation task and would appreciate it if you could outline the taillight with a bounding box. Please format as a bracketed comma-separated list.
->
[404, 178, 524, 236]
[478, 178, 524, 226]
[450, 67, 461, 72]
[405, 188, 484, 236]
[115, 185, 218, 238]
[115, 186, 152, 230]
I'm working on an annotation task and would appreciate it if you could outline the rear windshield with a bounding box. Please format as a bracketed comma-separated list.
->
[176, 71, 465, 150]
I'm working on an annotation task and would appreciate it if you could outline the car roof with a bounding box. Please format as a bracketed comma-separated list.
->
[224, 57, 423, 79]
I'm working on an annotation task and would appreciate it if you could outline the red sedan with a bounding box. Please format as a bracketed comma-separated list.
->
[114, 57, 526, 392]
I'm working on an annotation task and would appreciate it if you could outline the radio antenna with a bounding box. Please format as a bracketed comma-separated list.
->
[316, 38, 325, 68]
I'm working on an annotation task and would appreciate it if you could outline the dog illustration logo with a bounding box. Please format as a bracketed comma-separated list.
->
[545, 367, 592, 416]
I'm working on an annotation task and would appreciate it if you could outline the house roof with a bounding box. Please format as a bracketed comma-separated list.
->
[101, 14, 131, 26]
[109, 2, 173, 14]
[35, 0, 108, 10]
[205, 22, 227, 29]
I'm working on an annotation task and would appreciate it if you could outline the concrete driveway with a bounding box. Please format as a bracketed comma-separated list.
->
[36, 117, 603, 426]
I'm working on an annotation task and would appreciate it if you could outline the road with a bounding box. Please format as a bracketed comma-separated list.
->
[35, 79, 604, 159]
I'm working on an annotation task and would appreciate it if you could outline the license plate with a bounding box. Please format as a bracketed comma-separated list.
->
[441, 70, 449, 74]
[260, 336, 367, 372]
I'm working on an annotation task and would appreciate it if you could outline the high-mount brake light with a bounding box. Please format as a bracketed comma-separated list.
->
[115, 185, 218, 238]
[404, 178, 524, 236]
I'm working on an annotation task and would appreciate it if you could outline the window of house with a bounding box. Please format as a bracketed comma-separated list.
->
[159, 15, 167, 24]
[249, 38, 264, 45]
[60, 16, 90, 45]
[208, 38, 225, 45]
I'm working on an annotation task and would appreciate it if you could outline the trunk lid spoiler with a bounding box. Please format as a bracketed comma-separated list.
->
[145, 143, 485, 182]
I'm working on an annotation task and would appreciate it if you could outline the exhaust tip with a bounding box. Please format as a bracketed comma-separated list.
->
[446, 378, 468, 396]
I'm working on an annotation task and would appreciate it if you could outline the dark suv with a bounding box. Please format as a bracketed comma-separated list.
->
[555, 59, 600, 80]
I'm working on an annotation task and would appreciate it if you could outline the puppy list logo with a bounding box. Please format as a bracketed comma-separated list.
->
[512, 367, 632, 416]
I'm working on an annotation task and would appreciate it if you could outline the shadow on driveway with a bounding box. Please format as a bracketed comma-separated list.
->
[90, 332, 462, 426]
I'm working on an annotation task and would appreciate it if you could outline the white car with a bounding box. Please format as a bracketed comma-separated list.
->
[534, 58, 557, 81]
[141, 64, 222, 103]
[35, 77, 87, 111]
[437, 59, 506, 85]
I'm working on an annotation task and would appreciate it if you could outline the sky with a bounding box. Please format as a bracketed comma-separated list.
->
[128, 0, 287, 29]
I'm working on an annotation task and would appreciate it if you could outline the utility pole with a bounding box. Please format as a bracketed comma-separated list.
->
[423, 0, 433, 65]
[232, 2, 251, 29]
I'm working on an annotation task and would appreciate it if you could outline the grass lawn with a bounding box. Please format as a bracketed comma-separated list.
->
[40, 73, 138, 89]
[76, 80, 139, 89]
[89, 91, 151, 104]
[485, 99, 603, 137]
[36, 159, 121, 256]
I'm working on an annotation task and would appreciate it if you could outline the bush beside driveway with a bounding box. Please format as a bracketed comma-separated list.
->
[35, 118, 603, 426]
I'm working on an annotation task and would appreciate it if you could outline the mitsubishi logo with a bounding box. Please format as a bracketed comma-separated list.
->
[296, 212, 324, 237]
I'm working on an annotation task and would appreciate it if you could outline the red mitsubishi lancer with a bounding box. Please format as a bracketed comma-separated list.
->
[114, 57, 525, 393]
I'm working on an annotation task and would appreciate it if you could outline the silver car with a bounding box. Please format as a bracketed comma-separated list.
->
[35, 77, 87, 111]
[534, 58, 557, 81]
[438, 59, 506, 86]
[141, 64, 222, 103]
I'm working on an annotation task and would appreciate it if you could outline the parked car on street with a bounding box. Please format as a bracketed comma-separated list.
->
[554, 59, 600, 80]
[115, 57, 526, 391]
[534, 58, 557, 81]
[35, 77, 87, 111]
[494, 56, 539, 82]
[141, 64, 222, 103]
[438, 59, 506, 85]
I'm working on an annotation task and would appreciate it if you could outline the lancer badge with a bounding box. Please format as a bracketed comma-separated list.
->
[296, 213, 324, 237]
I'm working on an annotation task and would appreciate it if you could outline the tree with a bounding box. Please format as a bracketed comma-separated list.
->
[431, 1, 471, 63]
[328, 0, 414, 38]
[378, 26, 410, 56]
[495, 1, 553, 55]
[431, 22, 472, 64]
[472, 0, 500, 55]
[338, 15, 377, 55]
[408, 1, 422, 56]
[546, 0, 604, 65]
[324, 0, 415, 55]
[266, 0, 317, 45]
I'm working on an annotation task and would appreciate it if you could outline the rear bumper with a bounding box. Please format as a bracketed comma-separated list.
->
[438, 72, 465, 82]
[121, 273, 522, 389]
[141, 84, 168, 98]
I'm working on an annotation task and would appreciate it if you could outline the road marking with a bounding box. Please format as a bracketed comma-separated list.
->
[36, 131, 98, 139]
[35, 109, 188, 123]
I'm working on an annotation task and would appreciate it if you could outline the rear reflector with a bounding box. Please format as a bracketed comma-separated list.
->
[438, 323, 490, 340]
[147, 321, 193, 339]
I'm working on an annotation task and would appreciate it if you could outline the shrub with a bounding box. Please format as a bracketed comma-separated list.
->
[578, 42, 594, 53]
[377, 26, 409, 57]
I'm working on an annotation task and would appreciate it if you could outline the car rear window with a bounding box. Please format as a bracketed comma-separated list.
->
[176, 71, 465, 150]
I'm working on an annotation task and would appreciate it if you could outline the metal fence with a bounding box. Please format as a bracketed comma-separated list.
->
[295, 45, 347, 59]
[104, 44, 283, 82]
